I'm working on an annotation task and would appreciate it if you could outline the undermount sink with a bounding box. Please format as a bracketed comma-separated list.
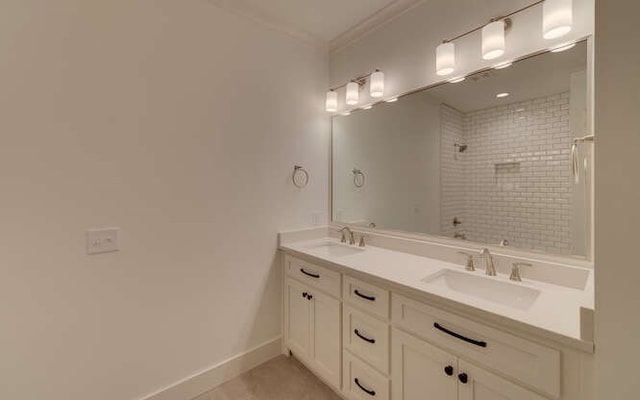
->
[304, 241, 364, 257]
[422, 269, 541, 311]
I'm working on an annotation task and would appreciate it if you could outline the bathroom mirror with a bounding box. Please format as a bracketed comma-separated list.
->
[332, 40, 592, 259]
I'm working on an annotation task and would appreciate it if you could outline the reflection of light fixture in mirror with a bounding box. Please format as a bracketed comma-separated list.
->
[436, 42, 456, 76]
[551, 42, 576, 52]
[362, 104, 373, 110]
[386, 97, 398, 103]
[370, 70, 385, 98]
[496, 92, 510, 98]
[482, 20, 506, 60]
[543, 0, 573, 39]
[494, 61, 513, 69]
[325, 90, 337, 112]
[346, 82, 359, 105]
[448, 76, 466, 83]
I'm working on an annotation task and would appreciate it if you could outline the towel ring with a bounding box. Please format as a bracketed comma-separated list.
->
[353, 168, 365, 188]
[292, 165, 309, 188]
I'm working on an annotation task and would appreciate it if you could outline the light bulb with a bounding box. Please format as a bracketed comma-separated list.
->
[346, 82, 359, 106]
[370, 70, 384, 98]
[325, 91, 337, 112]
[436, 42, 456, 76]
[543, 0, 573, 39]
[482, 21, 506, 60]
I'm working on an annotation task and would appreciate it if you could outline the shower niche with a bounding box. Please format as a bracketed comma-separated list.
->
[332, 40, 592, 259]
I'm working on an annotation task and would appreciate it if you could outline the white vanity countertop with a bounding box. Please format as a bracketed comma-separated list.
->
[280, 236, 595, 353]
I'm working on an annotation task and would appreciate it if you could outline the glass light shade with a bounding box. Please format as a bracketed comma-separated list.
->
[346, 82, 359, 105]
[543, 0, 573, 39]
[436, 42, 456, 76]
[325, 91, 337, 112]
[482, 21, 506, 60]
[370, 71, 385, 98]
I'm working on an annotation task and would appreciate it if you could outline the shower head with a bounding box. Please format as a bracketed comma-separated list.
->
[454, 143, 468, 153]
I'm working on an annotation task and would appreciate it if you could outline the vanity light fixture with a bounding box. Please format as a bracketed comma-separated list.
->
[494, 60, 513, 69]
[550, 41, 576, 52]
[346, 82, 359, 106]
[370, 70, 385, 98]
[325, 90, 338, 112]
[482, 20, 506, 60]
[386, 97, 398, 103]
[543, 0, 573, 39]
[436, 42, 456, 76]
[496, 92, 510, 98]
[448, 76, 466, 83]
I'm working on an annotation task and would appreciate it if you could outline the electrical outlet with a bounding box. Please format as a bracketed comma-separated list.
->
[86, 228, 120, 255]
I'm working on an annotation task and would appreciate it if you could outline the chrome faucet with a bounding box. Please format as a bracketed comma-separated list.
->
[457, 251, 475, 272]
[339, 227, 356, 245]
[479, 248, 497, 276]
[510, 262, 532, 282]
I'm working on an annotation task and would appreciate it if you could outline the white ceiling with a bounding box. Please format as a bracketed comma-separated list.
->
[208, 0, 424, 48]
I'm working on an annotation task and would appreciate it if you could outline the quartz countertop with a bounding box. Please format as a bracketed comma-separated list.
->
[280, 236, 594, 353]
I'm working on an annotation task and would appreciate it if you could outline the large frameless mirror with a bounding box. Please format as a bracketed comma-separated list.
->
[332, 40, 592, 259]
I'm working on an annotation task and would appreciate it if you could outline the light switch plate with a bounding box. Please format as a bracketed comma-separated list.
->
[86, 228, 120, 255]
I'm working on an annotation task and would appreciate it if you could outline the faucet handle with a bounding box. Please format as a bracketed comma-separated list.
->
[457, 251, 475, 271]
[510, 262, 532, 282]
[339, 230, 347, 243]
[358, 235, 366, 247]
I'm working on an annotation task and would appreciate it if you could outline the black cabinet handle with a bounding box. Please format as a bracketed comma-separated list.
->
[354, 329, 376, 344]
[307, 294, 313, 300]
[458, 373, 468, 384]
[444, 365, 454, 376]
[302, 292, 308, 299]
[433, 323, 487, 348]
[354, 378, 376, 396]
[354, 289, 376, 302]
[300, 268, 320, 279]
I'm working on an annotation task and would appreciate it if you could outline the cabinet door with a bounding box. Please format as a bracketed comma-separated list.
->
[457, 360, 548, 400]
[310, 289, 341, 389]
[392, 328, 458, 400]
[285, 279, 310, 360]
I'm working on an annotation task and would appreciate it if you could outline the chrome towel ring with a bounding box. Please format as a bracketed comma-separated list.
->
[292, 165, 309, 188]
[353, 168, 365, 188]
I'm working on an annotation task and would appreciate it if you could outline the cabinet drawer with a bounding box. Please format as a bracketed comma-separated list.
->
[285, 255, 341, 298]
[343, 351, 390, 400]
[344, 306, 390, 374]
[343, 275, 389, 320]
[392, 293, 560, 399]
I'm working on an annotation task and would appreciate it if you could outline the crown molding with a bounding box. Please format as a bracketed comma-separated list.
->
[207, 0, 329, 50]
[330, 0, 428, 54]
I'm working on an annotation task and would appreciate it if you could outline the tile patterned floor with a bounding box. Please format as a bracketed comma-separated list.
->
[192, 355, 342, 400]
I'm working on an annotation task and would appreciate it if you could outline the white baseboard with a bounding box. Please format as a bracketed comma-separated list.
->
[139, 336, 282, 400]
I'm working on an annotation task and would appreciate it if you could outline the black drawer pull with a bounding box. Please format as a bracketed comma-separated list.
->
[354, 289, 376, 302]
[300, 268, 320, 279]
[302, 292, 308, 299]
[444, 365, 454, 376]
[434, 322, 487, 348]
[354, 329, 376, 344]
[458, 373, 469, 384]
[354, 378, 376, 396]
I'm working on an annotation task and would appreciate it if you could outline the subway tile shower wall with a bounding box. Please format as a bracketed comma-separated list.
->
[441, 92, 573, 255]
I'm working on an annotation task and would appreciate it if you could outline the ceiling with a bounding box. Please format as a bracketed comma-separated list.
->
[208, 0, 424, 49]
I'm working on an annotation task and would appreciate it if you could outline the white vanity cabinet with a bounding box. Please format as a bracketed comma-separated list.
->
[281, 251, 594, 400]
[392, 328, 546, 400]
[284, 256, 341, 390]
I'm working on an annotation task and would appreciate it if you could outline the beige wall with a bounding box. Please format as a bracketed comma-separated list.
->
[0, 1, 328, 399]
[594, 1, 640, 397]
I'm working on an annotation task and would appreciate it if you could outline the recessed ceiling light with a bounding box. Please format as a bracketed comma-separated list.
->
[494, 61, 513, 69]
[496, 92, 510, 98]
[386, 98, 398, 103]
[362, 105, 373, 110]
[551, 42, 576, 52]
[448, 76, 466, 83]
[342, 112, 351, 116]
